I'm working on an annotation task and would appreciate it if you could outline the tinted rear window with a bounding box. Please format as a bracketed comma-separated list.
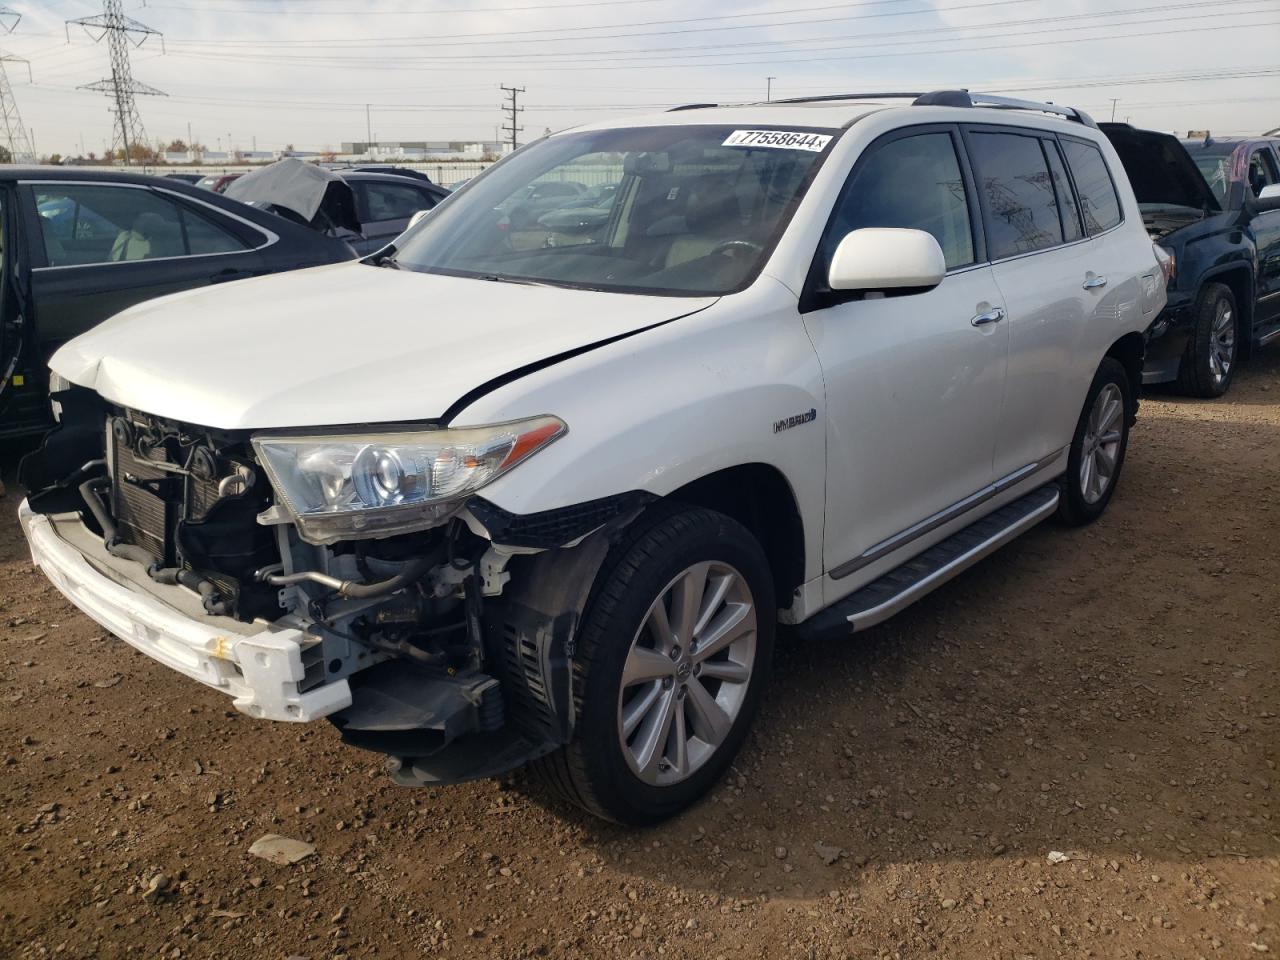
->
[968, 131, 1063, 260]
[1061, 139, 1122, 234]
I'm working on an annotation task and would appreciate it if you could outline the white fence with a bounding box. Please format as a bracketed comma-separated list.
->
[137, 160, 494, 188]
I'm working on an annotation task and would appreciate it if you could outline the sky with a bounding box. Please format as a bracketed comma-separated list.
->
[1, 0, 1277, 158]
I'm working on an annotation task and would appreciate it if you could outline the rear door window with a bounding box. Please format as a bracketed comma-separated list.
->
[34, 184, 250, 267]
[1043, 140, 1084, 243]
[1060, 139, 1123, 234]
[357, 181, 437, 223]
[967, 130, 1064, 259]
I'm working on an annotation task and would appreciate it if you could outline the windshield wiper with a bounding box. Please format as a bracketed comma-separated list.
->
[476, 274, 550, 286]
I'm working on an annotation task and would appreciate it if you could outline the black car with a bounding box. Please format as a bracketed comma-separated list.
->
[226, 161, 450, 257]
[0, 167, 357, 440]
[347, 165, 435, 185]
[163, 172, 204, 184]
[1101, 124, 1280, 396]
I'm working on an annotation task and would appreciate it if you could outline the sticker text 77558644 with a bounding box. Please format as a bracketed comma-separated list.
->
[721, 130, 833, 152]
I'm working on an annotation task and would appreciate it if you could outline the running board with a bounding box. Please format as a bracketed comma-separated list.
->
[802, 484, 1060, 638]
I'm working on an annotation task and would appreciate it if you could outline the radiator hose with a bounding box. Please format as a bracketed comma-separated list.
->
[79, 477, 229, 615]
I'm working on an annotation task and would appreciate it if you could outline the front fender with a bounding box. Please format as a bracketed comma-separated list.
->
[449, 279, 827, 582]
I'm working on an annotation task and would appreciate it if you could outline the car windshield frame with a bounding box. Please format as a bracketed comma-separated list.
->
[390, 123, 841, 298]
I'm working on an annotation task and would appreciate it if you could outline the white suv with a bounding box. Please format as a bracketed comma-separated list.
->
[19, 91, 1167, 824]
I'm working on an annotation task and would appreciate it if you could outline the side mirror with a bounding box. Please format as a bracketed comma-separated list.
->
[1255, 183, 1280, 212]
[408, 209, 432, 229]
[828, 228, 946, 293]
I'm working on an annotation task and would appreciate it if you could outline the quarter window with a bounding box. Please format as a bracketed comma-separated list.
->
[968, 131, 1063, 259]
[1060, 139, 1122, 234]
[34, 184, 250, 267]
[824, 131, 975, 271]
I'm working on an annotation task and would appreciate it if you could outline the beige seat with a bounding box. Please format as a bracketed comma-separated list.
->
[664, 175, 744, 269]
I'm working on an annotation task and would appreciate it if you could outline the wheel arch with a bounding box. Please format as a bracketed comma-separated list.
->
[1104, 331, 1145, 422]
[664, 462, 806, 614]
[1200, 266, 1255, 359]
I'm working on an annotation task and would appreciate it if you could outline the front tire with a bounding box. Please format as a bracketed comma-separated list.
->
[533, 506, 775, 825]
[1057, 357, 1132, 526]
[1176, 282, 1238, 398]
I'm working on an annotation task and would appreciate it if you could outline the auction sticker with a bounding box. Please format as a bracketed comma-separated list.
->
[722, 129, 832, 152]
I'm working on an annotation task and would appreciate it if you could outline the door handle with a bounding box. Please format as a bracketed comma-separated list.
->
[1083, 274, 1108, 290]
[970, 306, 1005, 327]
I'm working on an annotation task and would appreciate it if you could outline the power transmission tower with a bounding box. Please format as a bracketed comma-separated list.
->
[66, 0, 166, 166]
[500, 84, 524, 152]
[0, 6, 35, 163]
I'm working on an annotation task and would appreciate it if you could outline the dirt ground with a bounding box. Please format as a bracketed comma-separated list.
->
[1, 353, 1276, 960]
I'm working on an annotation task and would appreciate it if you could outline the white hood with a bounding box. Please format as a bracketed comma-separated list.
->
[51, 262, 714, 430]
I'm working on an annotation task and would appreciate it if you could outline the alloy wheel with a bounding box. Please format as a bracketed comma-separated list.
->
[1079, 382, 1124, 505]
[616, 560, 757, 786]
[1208, 301, 1235, 386]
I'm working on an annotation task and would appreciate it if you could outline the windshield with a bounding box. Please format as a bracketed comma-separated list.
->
[1193, 156, 1231, 206]
[393, 124, 836, 296]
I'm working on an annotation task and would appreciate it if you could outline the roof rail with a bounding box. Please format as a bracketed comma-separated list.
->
[772, 91, 925, 105]
[911, 89, 1095, 126]
[664, 89, 1096, 126]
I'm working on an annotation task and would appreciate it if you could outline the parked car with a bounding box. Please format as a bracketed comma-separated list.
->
[163, 173, 203, 184]
[347, 165, 436, 185]
[195, 173, 242, 194]
[0, 167, 357, 439]
[19, 92, 1165, 824]
[1101, 125, 1280, 395]
[226, 159, 449, 256]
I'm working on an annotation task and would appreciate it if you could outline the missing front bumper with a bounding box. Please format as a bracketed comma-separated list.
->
[19, 499, 351, 722]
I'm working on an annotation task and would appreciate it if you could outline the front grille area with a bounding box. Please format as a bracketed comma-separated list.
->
[104, 411, 282, 621]
[110, 429, 226, 567]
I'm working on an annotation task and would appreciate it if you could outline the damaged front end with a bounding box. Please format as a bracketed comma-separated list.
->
[19, 387, 652, 785]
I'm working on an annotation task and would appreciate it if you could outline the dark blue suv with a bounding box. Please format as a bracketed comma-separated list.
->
[1101, 125, 1280, 397]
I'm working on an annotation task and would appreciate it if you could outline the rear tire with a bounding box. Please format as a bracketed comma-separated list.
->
[1176, 282, 1238, 398]
[1057, 357, 1132, 526]
[531, 506, 774, 825]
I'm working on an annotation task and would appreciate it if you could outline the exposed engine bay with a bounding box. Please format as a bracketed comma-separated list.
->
[19, 386, 651, 786]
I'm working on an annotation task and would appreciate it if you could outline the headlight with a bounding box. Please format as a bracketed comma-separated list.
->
[252, 416, 566, 544]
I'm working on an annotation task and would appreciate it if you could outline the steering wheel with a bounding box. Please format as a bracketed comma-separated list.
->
[709, 239, 764, 258]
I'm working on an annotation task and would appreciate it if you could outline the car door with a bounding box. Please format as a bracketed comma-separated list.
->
[800, 125, 1010, 583]
[961, 125, 1103, 480]
[1246, 145, 1280, 322]
[24, 181, 269, 361]
[353, 179, 441, 254]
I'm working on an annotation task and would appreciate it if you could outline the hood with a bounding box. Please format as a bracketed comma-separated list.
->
[50, 263, 715, 430]
[1099, 123, 1220, 213]
[224, 158, 361, 233]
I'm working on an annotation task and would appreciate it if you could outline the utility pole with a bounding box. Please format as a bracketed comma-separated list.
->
[0, 6, 35, 163]
[1109, 98, 1119, 122]
[766, 76, 776, 102]
[365, 103, 372, 151]
[500, 83, 524, 152]
[67, 0, 166, 166]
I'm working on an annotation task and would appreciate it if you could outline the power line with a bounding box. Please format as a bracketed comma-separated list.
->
[67, 0, 166, 164]
[500, 83, 524, 151]
[147, 14, 1280, 73]
[166, 0, 1276, 64]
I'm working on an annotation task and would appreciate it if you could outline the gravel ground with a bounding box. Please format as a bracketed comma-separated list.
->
[1, 352, 1276, 960]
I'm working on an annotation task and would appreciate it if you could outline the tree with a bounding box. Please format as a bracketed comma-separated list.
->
[0, 145, 10, 164]
[165, 138, 188, 153]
